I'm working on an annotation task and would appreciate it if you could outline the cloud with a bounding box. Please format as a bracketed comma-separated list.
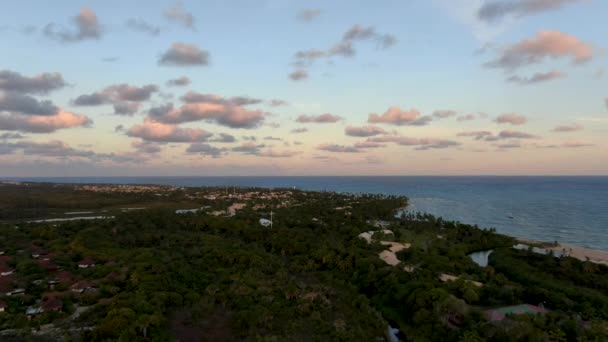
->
[126, 18, 160, 36]
[44, 8, 102, 42]
[0, 132, 25, 140]
[102, 57, 118, 63]
[497, 142, 522, 149]
[149, 96, 266, 129]
[433, 110, 458, 118]
[291, 128, 308, 134]
[0, 111, 92, 133]
[369, 136, 461, 149]
[507, 70, 565, 85]
[186, 143, 224, 157]
[551, 123, 583, 132]
[132, 140, 162, 154]
[126, 120, 211, 142]
[495, 113, 527, 125]
[298, 9, 321, 22]
[354, 141, 386, 149]
[605, 98, 608, 111]
[232, 142, 266, 155]
[114, 125, 125, 132]
[485, 30, 594, 70]
[166, 76, 191, 87]
[562, 141, 594, 148]
[209, 133, 236, 143]
[496, 130, 538, 139]
[269, 99, 288, 107]
[478, 0, 585, 22]
[457, 113, 477, 121]
[180, 92, 262, 106]
[317, 144, 361, 153]
[296, 113, 342, 123]
[457, 131, 493, 140]
[0, 92, 59, 115]
[368, 106, 424, 125]
[345, 125, 387, 137]
[72, 83, 158, 115]
[0, 70, 66, 95]
[264, 136, 283, 141]
[289, 69, 308, 81]
[258, 149, 300, 158]
[159, 43, 209, 66]
[164, 2, 196, 30]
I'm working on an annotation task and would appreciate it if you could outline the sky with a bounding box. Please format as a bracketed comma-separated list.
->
[0, 0, 607, 176]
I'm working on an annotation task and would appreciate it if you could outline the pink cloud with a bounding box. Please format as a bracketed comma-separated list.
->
[369, 136, 461, 149]
[495, 113, 527, 125]
[149, 100, 266, 129]
[296, 113, 342, 123]
[127, 120, 211, 142]
[551, 123, 583, 132]
[486, 30, 594, 70]
[0, 111, 92, 133]
[562, 141, 594, 148]
[507, 70, 566, 85]
[368, 106, 422, 125]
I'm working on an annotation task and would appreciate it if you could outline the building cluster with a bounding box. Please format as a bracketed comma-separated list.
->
[75, 184, 178, 194]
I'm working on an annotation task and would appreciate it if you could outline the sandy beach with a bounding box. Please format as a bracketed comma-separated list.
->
[517, 238, 608, 266]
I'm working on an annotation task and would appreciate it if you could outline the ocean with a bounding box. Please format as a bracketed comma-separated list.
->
[4, 176, 608, 251]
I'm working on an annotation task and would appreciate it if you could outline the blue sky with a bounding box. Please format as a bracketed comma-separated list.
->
[0, 0, 607, 176]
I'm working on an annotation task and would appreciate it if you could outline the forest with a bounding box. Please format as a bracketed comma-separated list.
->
[0, 181, 607, 341]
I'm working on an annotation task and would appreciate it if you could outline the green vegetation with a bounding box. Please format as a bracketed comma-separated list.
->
[0, 182, 607, 341]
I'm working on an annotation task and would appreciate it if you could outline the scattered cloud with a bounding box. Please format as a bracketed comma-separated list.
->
[0, 111, 92, 133]
[180, 92, 262, 106]
[0, 92, 59, 116]
[478, 0, 585, 22]
[562, 141, 594, 148]
[317, 144, 361, 153]
[507, 70, 565, 85]
[298, 9, 321, 22]
[368, 106, 425, 126]
[289, 69, 308, 81]
[148, 96, 266, 129]
[159, 43, 209, 66]
[72, 83, 159, 115]
[126, 120, 211, 142]
[551, 123, 583, 132]
[258, 149, 300, 158]
[166, 76, 191, 87]
[269, 99, 288, 107]
[457, 113, 477, 122]
[102, 57, 118, 63]
[291, 127, 308, 134]
[114, 125, 125, 132]
[232, 142, 266, 155]
[495, 113, 527, 125]
[164, 2, 196, 30]
[496, 130, 538, 139]
[345, 125, 387, 137]
[186, 143, 225, 158]
[457, 131, 494, 140]
[485, 30, 594, 71]
[433, 110, 458, 119]
[209, 133, 236, 143]
[0, 132, 26, 140]
[369, 136, 461, 149]
[126, 18, 160, 36]
[132, 140, 162, 154]
[497, 142, 522, 149]
[296, 113, 342, 123]
[44, 8, 102, 43]
[264, 136, 283, 141]
[0, 70, 66, 95]
[354, 141, 386, 149]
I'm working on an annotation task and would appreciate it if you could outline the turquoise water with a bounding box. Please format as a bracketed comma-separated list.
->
[4, 176, 608, 251]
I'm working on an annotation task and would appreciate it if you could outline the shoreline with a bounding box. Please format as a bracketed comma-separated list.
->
[516, 238, 608, 265]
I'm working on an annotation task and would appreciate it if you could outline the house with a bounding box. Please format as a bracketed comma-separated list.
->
[31, 247, 48, 259]
[70, 280, 96, 293]
[8, 288, 25, 296]
[41, 298, 63, 312]
[56, 271, 76, 284]
[0, 300, 6, 312]
[259, 218, 272, 227]
[25, 306, 42, 319]
[0, 264, 14, 276]
[39, 260, 61, 272]
[78, 258, 96, 268]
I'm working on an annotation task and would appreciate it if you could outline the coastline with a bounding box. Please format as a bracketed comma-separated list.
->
[516, 238, 608, 265]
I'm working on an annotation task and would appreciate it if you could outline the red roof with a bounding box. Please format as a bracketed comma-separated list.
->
[0, 256, 12, 262]
[38, 260, 60, 271]
[78, 258, 95, 266]
[56, 271, 76, 283]
[70, 280, 96, 290]
[41, 298, 63, 312]
[0, 274, 17, 293]
[0, 300, 7, 308]
[0, 264, 14, 273]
